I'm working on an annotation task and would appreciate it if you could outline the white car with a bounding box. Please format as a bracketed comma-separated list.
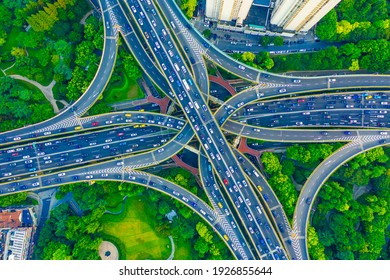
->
[85, 175, 93, 179]
[32, 182, 40, 187]
[238, 65, 245, 70]
[161, 63, 167, 70]
[131, 5, 136, 13]
[101, 174, 109, 177]
[13, 137, 21, 141]
[279, 88, 287, 93]
[58, 173, 66, 177]
[44, 131, 51, 135]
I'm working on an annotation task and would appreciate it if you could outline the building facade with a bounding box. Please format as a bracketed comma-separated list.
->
[205, 0, 254, 25]
[0, 208, 36, 260]
[270, 0, 341, 32]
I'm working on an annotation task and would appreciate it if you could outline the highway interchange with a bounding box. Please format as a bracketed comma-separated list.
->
[0, 0, 389, 260]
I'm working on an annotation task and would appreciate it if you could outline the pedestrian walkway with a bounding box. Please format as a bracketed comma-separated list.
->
[238, 137, 261, 157]
[80, 10, 93, 25]
[209, 74, 236, 96]
[8, 75, 68, 114]
[172, 155, 199, 176]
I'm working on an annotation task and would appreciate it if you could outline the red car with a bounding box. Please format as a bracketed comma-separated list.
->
[223, 178, 228, 185]
[298, 99, 305, 103]
[92, 122, 99, 127]
[118, 132, 124, 136]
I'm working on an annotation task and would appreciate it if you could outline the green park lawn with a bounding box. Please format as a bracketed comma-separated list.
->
[100, 195, 172, 260]
[103, 69, 144, 104]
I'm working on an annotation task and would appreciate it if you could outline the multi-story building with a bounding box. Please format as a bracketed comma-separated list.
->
[206, 0, 254, 25]
[0, 208, 36, 260]
[270, 0, 341, 32]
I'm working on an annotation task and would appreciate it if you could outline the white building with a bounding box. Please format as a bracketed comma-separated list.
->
[271, 0, 341, 32]
[206, 0, 254, 25]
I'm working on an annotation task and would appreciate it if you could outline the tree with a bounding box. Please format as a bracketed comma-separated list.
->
[255, 51, 274, 70]
[194, 238, 209, 258]
[261, 152, 281, 174]
[202, 29, 212, 39]
[181, 0, 197, 18]
[273, 36, 284, 46]
[241, 51, 255, 63]
[11, 47, 26, 57]
[316, 9, 337, 41]
[158, 200, 171, 216]
[307, 226, 327, 260]
[259, 36, 271, 47]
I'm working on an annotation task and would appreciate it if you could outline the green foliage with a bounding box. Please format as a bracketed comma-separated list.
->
[0, 192, 28, 207]
[312, 147, 390, 260]
[0, 76, 54, 132]
[202, 29, 211, 39]
[34, 203, 103, 260]
[307, 226, 327, 260]
[261, 152, 281, 175]
[273, 36, 284, 46]
[180, 0, 197, 18]
[269, 172, 297, 218]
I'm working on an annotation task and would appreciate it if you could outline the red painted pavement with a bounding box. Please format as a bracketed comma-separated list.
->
[172, 155, 199, 176]
[238, 137, 260, 157]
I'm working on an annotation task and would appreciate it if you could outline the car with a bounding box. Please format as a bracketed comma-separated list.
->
[58, 173, 66, 177]
[161, 63, 167, 70]
[238, 65, 245, 70]
[168, 76, 174, 83]
[344, 131, 351, 135]
[279, 88, 287, 93]
[13, 137, 21, 141]
[296, 122, 303, 125]
[151, 19, 156, 26]
[44, 131, 51, 135]
[306, 197, 312, 204]
[293, 79, 301, 83]
[101, 174, 109, 177]
[379, 139, 387, 144]
[92, 121, 99, 126]
[167, 41, 173, 48]
[223, 178, 228, 185]
[137, 18, 143, 25]
[321, 131, 328, 135]
[131, 5, 137, 12]
[245, 198, 251, 206]
[32, 182, 40, 187]
[72, 176, 79, 180]
[105, 139, 112, 143]
[380, 131, 388, 135]
[85, 175, 94, 179]
[105, 120, 112, 124]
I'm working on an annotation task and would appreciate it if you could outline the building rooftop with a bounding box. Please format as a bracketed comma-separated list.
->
[244, 5, 270, 28]
[253, 0, 271, 7]
[0, 210, 21, 229]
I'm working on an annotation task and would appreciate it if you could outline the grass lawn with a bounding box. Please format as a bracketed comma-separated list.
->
[103, 69, 144, 104]
[100, 195, 171, 260]
[174, 240, 193, 260]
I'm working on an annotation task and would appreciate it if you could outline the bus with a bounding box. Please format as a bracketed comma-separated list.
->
[182, 79, 190, 91]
